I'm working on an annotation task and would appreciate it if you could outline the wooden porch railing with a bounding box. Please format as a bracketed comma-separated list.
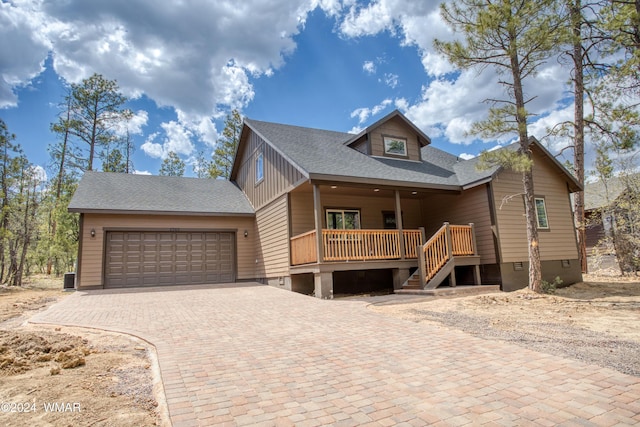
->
[450, 225, 475, 255]
[422, 225, 450, 282]
[290, 229, 422, 265]
[419, 223, 476, 282]
[290, 230, 317, 265]
[323, 229, 401, 261]
[403, 230, 422, 259]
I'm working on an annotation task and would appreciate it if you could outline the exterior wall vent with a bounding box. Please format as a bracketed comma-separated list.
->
[513, 262, 524, 271]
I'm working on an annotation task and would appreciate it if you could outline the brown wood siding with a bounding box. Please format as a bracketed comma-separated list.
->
[78, 214, 256, 288]
[255, 195, 290, 278]
[235, 130, 305, 210]
[351, 137, 369, 155]
[289, 189, 422, 235]
[290, 190, 315, 236]
[369, 116, 421, 161]
[420, 185, 496, 264]
[492, 149, 579, 262]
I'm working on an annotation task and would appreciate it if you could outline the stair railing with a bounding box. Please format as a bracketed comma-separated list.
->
[417, 222, 476, 287]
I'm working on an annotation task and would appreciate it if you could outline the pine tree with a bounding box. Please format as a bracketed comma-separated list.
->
[65, 73, 132, 171]
[435, 0, 567, 292]
[209, 110, 242, 179]
[159, 151, 186, 177]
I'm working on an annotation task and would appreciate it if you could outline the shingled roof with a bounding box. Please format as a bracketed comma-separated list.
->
[584, 173, 640, 211]
[68, 172, 254, 215]
[242, 118, 498, 189]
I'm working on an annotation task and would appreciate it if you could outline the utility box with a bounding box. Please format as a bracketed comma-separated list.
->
[63, 272, 76, 290]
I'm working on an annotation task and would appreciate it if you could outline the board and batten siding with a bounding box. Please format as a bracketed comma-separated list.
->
[492, 149, 578, 263]
[420, 185, 497, 264]
[78, 214, 256, 288]
[255, 194, 290, 278]
[289, 187, 422, 236]
[369, 115, 422, 161]
[235, 130, 305, 210]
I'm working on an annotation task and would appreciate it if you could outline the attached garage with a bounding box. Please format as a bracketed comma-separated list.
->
[104, 231, 235, 288]
[68, 172, 256, 290]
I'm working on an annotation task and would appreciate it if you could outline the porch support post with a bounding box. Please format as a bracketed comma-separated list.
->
[473, 265, 481, 286]
[444, 222, 453, 259]
[313, 184, 324, 263]
[445, 222, 454, 286]
[469, 222, 478, 255]
[417, 244, 426, 288]
[393, 268, 410, 290]
[419, 226, 426, 245]
[395, 190, 405, 259]
[314, 272, 333, 299]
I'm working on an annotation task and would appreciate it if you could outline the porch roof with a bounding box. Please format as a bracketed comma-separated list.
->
[244, 119, 497, 190]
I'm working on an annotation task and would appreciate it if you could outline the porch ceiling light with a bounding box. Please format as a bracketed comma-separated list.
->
[412, 191, 418, 195]
[373, 188, 380, 192]
[331, 185, 337, 189]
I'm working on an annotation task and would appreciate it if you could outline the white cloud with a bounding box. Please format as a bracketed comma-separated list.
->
[458, 153, 475, 160]
[112, 109, 148, 137]
[383, 73, 398, 89]
[363, 61, 376, 74]
[133, 170, 152, 175]
[0, 1, 52, 107]
[338, 1, 452, 77]
[31, 165, 47, 182]
[0, 0, 339, 116]
[350, 99, 392, 124]
[140, 133, 164, 159]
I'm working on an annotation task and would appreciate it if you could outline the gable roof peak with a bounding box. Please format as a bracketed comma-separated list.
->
[344, 109, 431, 147]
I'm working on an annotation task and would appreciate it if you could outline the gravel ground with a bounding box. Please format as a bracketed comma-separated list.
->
[371, 279, 640, 378]
[411, 308, 640, 376]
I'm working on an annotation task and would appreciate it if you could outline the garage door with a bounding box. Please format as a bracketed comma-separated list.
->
[104, 231, 235, 288]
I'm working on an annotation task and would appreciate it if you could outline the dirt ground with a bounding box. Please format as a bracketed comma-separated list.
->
[372, 274, 640, 377]
[0, 276, 165, 427]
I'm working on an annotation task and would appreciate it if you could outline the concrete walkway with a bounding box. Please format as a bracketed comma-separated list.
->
[32, 283, 640, 426]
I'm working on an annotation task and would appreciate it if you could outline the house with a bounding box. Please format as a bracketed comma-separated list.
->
[584, 174, 639, 253]
[68, 110, 582, 296]
[583, 173, 640, 272]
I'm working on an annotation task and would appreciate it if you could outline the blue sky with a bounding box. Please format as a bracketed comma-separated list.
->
[0, 0, 609, 178]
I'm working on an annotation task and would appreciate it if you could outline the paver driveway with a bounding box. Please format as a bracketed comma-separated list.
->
[32, 283, 640, 426]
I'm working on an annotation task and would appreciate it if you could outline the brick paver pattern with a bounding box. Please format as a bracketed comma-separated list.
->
[32, 283, 640, 426]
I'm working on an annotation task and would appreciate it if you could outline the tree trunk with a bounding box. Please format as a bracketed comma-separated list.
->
[508, 19, 542, 292]
[48, 101, 71, 275]
[571, 0, 587, 273]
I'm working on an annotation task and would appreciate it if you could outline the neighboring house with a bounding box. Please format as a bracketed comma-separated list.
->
[69, 110, 582, 296]
[584, 174, 640, 254]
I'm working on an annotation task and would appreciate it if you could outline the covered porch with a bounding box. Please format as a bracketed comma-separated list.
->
[287, 182, 482, 298]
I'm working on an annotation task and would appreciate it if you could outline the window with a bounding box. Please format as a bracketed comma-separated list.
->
[535, 197, 549, 229]
[326, 209, 361, 230]
[383, 136, 407, 157]
[255, 152, 264, 184]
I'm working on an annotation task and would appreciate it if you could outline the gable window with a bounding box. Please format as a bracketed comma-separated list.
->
[383, 136, 408, 157]
[326, 209, 361, 230]
[255, 152, 264, 184]
[535, 197, 549, 229]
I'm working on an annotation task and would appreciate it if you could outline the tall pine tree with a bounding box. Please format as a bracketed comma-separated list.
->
[435, 0, 567, 292]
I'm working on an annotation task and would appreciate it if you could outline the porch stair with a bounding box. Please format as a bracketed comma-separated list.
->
[400, 256, 481, 291]
[397, 222, 482, 292]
